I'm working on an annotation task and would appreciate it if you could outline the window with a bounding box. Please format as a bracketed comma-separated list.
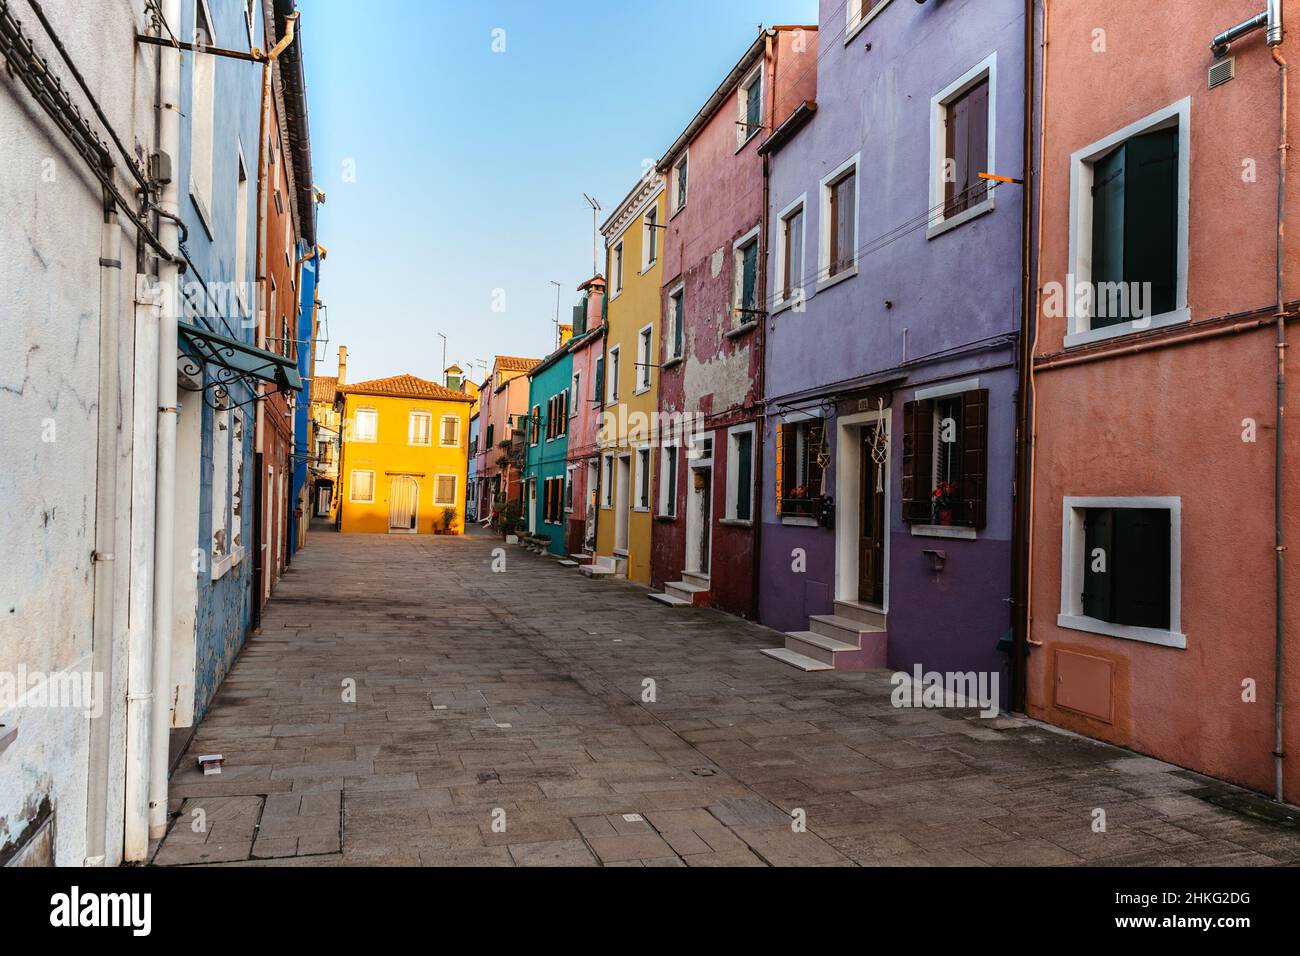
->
[643, 206, 658, 269]
[673, 153, 688, 213]
[929, 55, 997, 238]
[593, 357, 604, 407]
[901, 387, 988, 529]
[565, 464, 576, 512]
[1059, 497, 1183, 647]
[659, 445, 678, 517]
[667, 287, 685, 360]
[777, 198, 805, 306]
[847, 0, 889, 37]
[409, 411, 432, 446]
[776, 418, 826, 518]
[529, 404, 541, 446]
[613, 241, 624, 293]
[570, 373, 580, 415]
[822, 159, 858, 280]
[542, 476, 566, 524]
[211, 404, 230, 559]
[634, 447, 651, 511]
[725, 425, 755, 522]
[235, 149, 249, 314]
[351, 470, 375, 503]
[484, 423, 495, 450]
[243, 0, 255, 45]
[189, 0, 216, 232]
[636, 325, 653, 391]
[268, 278, 277, 351]
[732, 228, 760, 327]
[606, 346, 620, 403]
[545, 391, 568, 439]
[737, 66, 763, 148]
[601, 454, 614, 508]
[354, 407, 377, 442]
[434, 474, 457, 506]
[440, 414, 460, 447]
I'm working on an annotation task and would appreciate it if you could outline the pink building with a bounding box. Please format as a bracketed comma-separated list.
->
[471, 355, 539, 521]
[1026, 0, 1299, 801]
[565, 276, 606, 555]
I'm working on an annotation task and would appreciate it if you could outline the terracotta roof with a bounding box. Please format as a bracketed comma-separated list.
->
[310, 375, 337, 404]
[494, 355, 542, 373]
[339, 373, 474, 402]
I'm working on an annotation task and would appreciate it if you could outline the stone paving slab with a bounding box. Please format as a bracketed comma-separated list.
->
[151, 530, 1300, 867]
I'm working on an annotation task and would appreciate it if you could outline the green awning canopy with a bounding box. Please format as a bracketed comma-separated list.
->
[178, 322, 303, 393]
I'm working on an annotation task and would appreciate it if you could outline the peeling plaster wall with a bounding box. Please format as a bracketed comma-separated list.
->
[0, 0, 157, 866]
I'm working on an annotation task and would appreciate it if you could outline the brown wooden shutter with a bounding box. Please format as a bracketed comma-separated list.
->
[901, 399, 934, 523]
[960, 388, 988, 529]
[774, 423, 785, 515]
[806, 419, 825, 497]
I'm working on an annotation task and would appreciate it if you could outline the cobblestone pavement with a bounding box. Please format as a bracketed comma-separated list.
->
[155, 530, 1300, 867]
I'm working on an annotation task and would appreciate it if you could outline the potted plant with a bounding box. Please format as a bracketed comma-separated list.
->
[440, 506, 457, 535]
[932, 480, 959, 525]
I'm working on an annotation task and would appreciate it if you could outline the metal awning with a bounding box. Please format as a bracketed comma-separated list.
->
[178, 322, 303, 408]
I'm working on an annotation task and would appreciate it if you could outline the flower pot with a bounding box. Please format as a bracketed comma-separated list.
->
[937, 510, 953, 526]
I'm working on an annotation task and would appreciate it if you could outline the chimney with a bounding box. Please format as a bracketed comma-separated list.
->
[577, 275, 607, 330]
[559, 325, 574, 347]
[337, 345, 348, 386]
[445, 364, 463, 391]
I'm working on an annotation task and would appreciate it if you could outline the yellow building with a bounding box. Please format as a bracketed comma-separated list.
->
[593, 174, 665, 583]
[336, 373, 474, 534]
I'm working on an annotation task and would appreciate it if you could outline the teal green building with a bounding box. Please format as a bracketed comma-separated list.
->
[523, 344, 573, 555]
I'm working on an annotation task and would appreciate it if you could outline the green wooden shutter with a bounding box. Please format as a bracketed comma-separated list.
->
[735, 431, 753, 521]
[1082, 508, 1115, 621]
[1125, 127, 1178, 319]
[901, 399, 934, 523]
[1090, 144, 1127, 328]
[1112, 508, 1171, 629]
[960, 388, 988, 529]
[594, 357, 604, 406]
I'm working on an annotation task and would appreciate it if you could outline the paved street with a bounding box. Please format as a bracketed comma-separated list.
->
[155, 531, 1300, 867]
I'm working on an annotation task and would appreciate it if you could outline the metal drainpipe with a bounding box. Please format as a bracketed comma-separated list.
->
[84, 202, 122, 866]
[753, 31, 774, 622]
[1271, 37, 1288, 804]
[147, 0, 183, 843]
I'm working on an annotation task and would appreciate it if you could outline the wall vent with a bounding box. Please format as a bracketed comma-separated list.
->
[1209, 57, 1236, 90]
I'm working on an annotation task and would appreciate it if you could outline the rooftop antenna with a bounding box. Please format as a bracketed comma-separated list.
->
[582, 193, 601, 277]
[549, 280, 562, 349]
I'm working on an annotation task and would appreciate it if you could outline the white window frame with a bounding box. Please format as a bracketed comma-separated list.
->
[818, 153, 860, 292]
[565, 463, 577, 512]
[1058, 496, 1184, 649]
[353, 406, 378, 443]
[658, 445, 678, 518]
[570, 372, 581, 416]
[229, 409, 244, 560]
[635, 323, 653, 393]
[189, 0, 217, 237]
[433, 473, 458, 507]
[731, 225, 762, 329]
[606, 345, 621, 403]
[350, 469, 376, 503]
[846, 0, 895, 45]
[235, 144, 250, 315]
[612, 241, 625, 296]
[601, 453, 615, 509]
[736, 64, 764, 150]
[1065, 98, 1192, 349]
[927, 53, 998, 240]
[211, 402, 231, 566]
[666, 283, 685, 361]
[642, 205, 659, 272]
[243, 0, 256, 46]
[773, 193, 807, 313]
[672, 151, 689, 216]
[408, 410, 433, 447]
[633, 445, 652, 513]
[724, 422, 757, 524]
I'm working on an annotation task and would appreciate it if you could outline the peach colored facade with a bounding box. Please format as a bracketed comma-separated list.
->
[1028, 0, 1299, 800]
[471, 356, 538, 519]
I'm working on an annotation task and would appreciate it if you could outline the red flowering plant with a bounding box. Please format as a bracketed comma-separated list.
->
[931, 481, 959, 515]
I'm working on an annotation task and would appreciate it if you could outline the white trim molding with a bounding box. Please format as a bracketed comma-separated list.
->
[724, 422, 757, 523]
[927, 52, 998, 241]
[773, 192, 808, 315]
[1057, 495, 1185, 649]
[817, 152, 861, 292]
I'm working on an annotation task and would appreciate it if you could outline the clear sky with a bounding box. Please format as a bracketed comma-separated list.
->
[300, 0, 819, 387]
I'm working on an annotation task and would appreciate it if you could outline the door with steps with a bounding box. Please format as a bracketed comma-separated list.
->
[761, 600, 888, 671]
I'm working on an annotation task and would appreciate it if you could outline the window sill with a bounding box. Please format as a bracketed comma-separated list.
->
[634, 385, 651, 396]
[613, 548, 629, 557]
[609, 289, 623, 302]
[726, 321, 758, 339]
[844, 0, 893, 45]
[910, 524, 977, 540]
[771, 296, 804, 317]
[189, 189, 215, 240]
[735, 130, 761, 154]
[661, 356, 683, 369]
[656, 513, 677, 522]
[719, 517, 753, 528]
[639, 262, 657, 277]
[633, 506, 650, 514]
[780, 516, 819, 527]
[211, 545, 245, 581]
[926, 197, 995, 241]
[670, 203, 686, 221]
[1063, 307, 1191, 350]
[815, 267, 858, 294]
[1056, 613, 1186, 650]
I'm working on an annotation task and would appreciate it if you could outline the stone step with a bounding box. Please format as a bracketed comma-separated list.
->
[809, 613, 884, 643]
[556, 559, 579, 567]
[834, 600, 887, 629]
[648, 592, 691, 608]
[579, 563, 616, 578]
[784, 630, 859, 666]
[759, 647, 834, 672]
[665, 581, 709, 605]
[681, 571, 710, 589]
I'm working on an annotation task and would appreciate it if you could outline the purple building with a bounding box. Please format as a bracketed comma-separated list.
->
[757, 0, 1027, 695]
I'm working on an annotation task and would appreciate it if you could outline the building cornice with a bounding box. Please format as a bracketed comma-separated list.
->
[600, 174, 665, 243]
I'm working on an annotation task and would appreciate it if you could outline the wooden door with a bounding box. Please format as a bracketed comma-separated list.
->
[858, 429, 885, 604]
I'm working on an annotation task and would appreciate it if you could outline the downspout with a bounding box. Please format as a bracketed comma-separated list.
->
[1271, 35, 1288, 804]
[1009, 0, 1037, 713]
[84, 201, 122, 865]
[147, 0, 183, 843]
[753, 30, 775, 621]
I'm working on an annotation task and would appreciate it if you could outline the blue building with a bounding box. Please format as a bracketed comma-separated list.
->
[523, 346, 574, 555]
[289, 239, 322, 558]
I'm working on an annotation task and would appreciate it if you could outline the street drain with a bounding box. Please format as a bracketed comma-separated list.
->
[691, 767, 717, 777]
[478, 771, 499, 783]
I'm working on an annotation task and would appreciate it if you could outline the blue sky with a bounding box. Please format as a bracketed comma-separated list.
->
[300, 0, 819, 386]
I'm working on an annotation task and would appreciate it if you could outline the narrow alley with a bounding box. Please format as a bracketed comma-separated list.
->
[155, 531, 1300, 867]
